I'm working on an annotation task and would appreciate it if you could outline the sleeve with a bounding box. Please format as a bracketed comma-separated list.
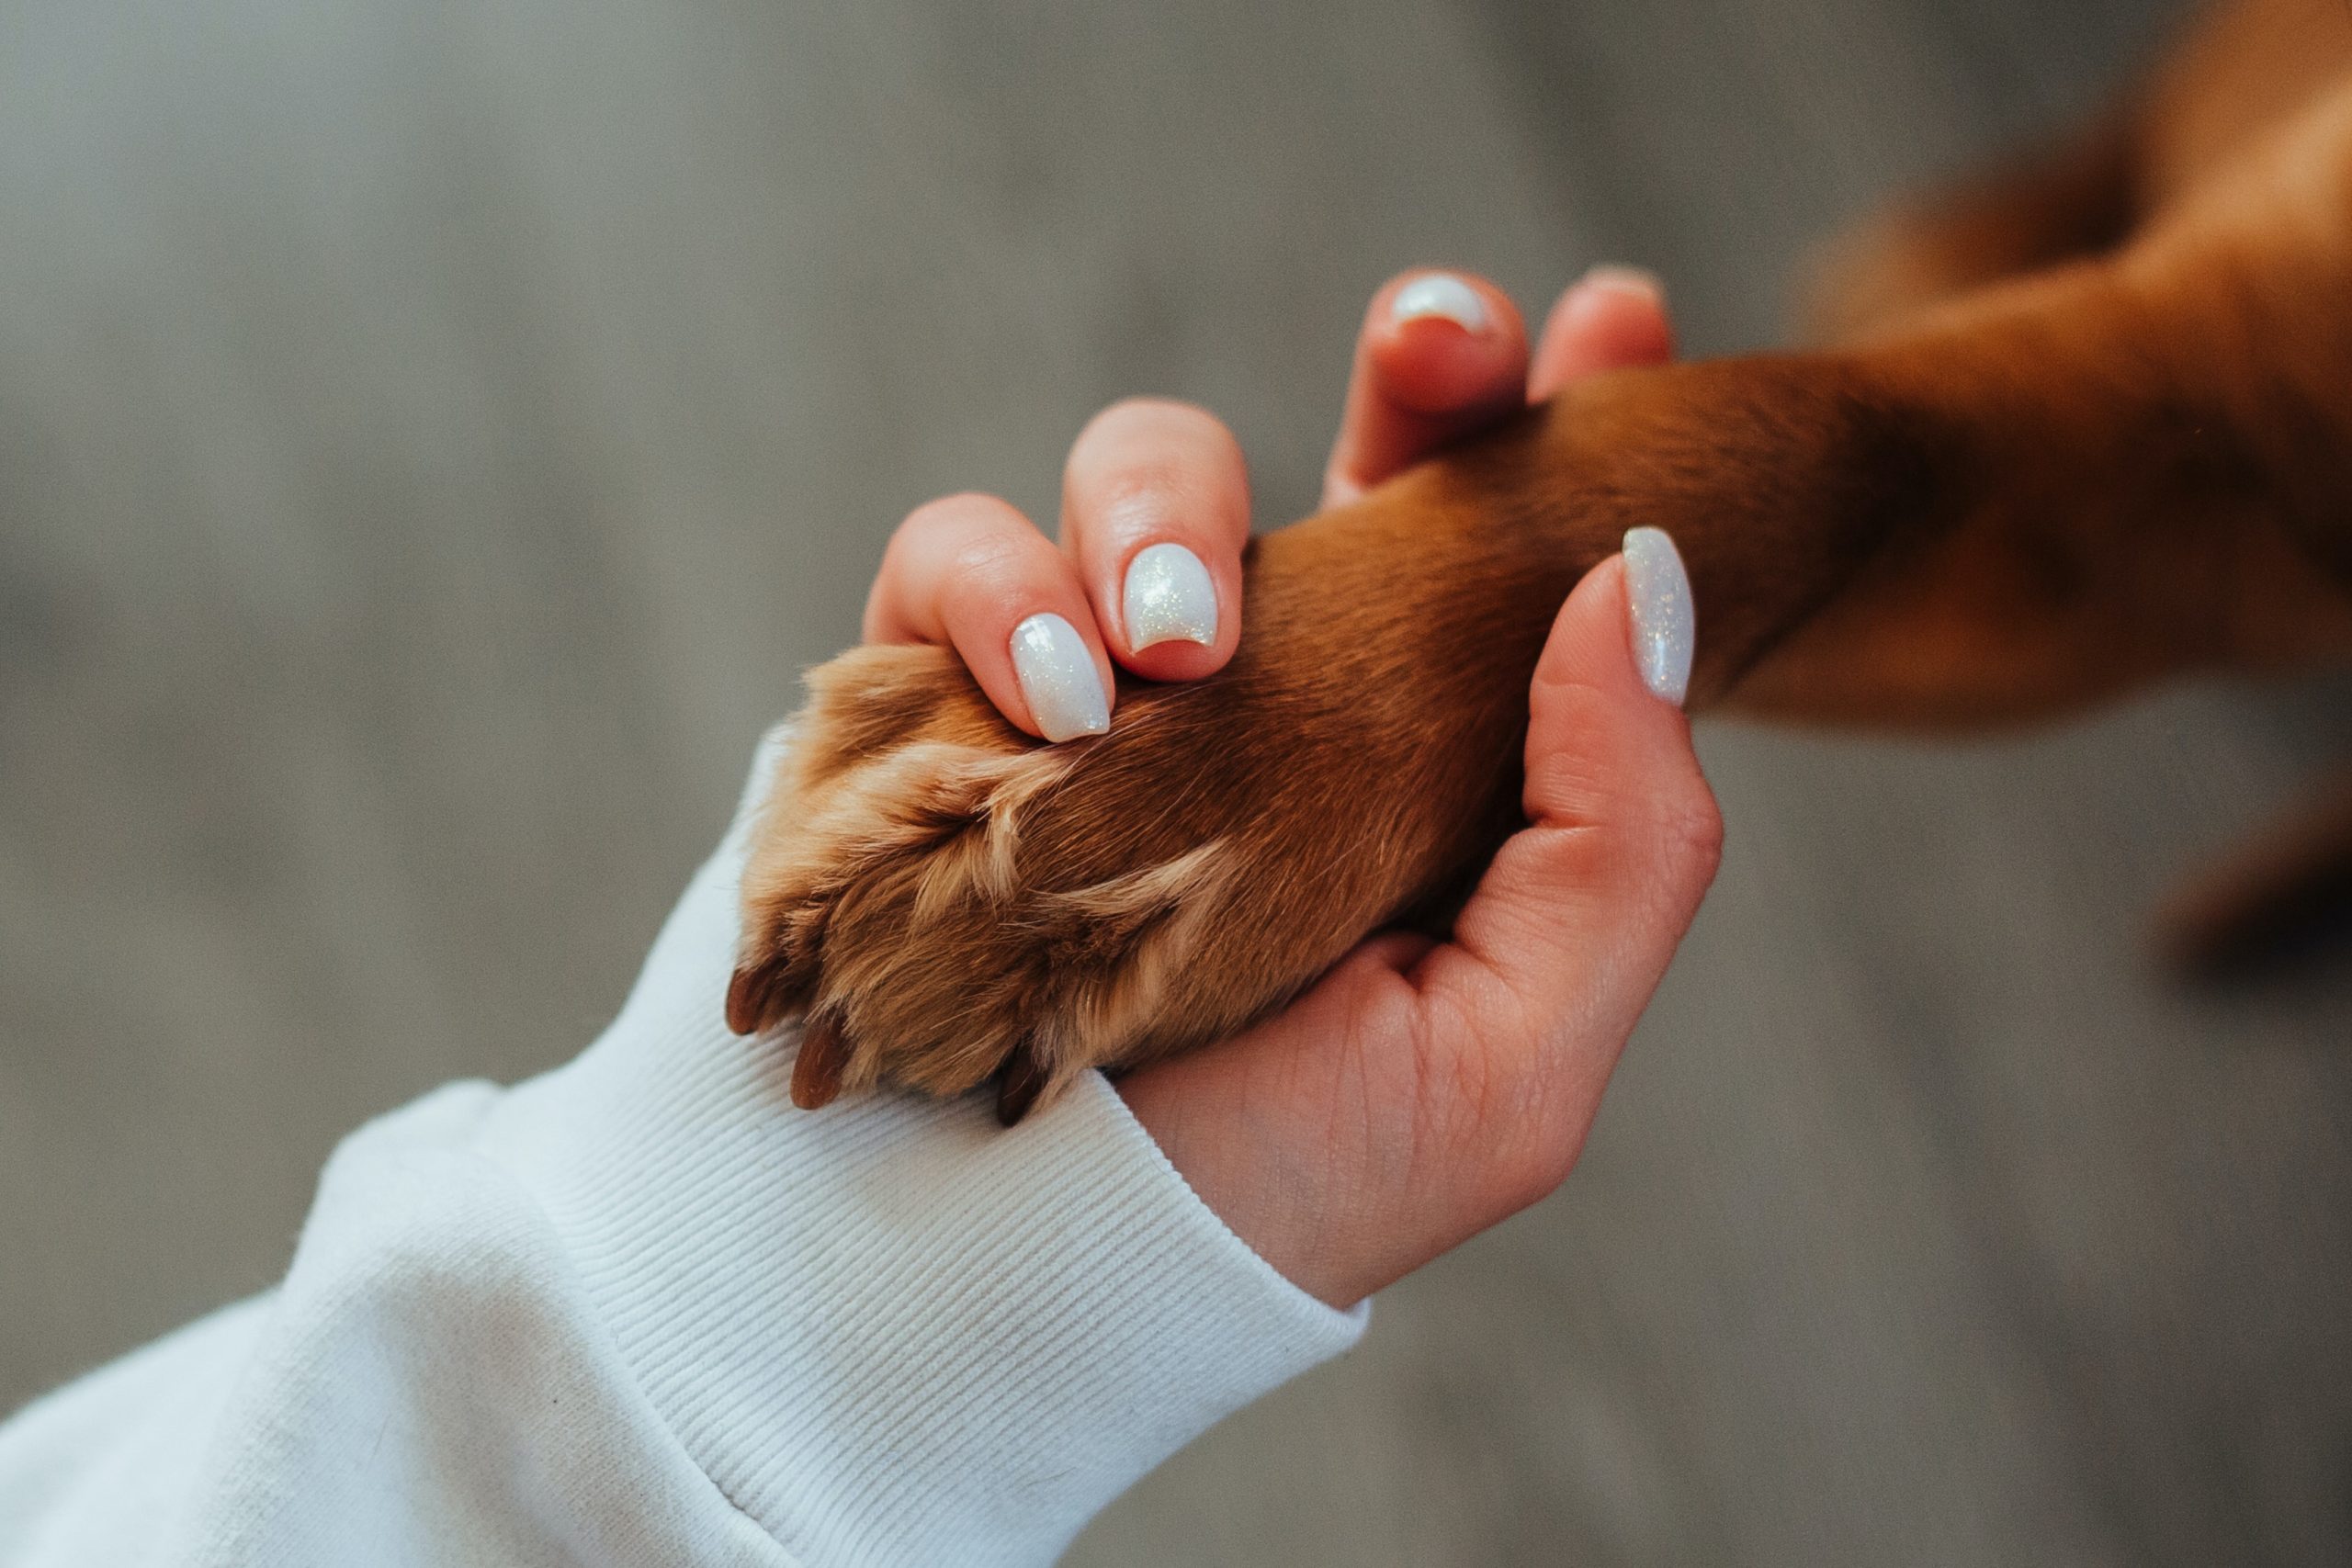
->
[0, 728, 1367, 1568]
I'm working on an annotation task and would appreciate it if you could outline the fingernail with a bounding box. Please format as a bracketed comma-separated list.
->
[1622, 526, 1694, 705]
[1391, 272, 1489, 333]
[1010, 613, 1111, 740]
[1122, 542, 1218, 651]
[1580, 265, 1666, 305]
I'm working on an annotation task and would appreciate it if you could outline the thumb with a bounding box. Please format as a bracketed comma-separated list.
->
[1422, 529, 1721, 1060]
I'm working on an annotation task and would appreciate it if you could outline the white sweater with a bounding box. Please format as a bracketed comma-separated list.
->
[0, 732, 1366, 1566]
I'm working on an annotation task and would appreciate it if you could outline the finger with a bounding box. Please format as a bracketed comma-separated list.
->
[863, 492, 1115, 741]
[1322, 269, 1530, 508]
[1528, 266, 1676, 400]
[1060, 398, 1250, 681]
[1413, 529, 1719, 1145]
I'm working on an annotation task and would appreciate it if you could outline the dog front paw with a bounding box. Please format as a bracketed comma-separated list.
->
[729, 643, 1275, 1122]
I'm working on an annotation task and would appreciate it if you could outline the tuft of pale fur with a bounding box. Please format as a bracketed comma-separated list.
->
[732, 643, 1244, 1111]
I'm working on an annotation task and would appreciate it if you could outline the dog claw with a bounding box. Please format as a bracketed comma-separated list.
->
[790, 1014, 851, 1111]
[726, 962, 785, 1036]
[995, 1042, 1047, 1127]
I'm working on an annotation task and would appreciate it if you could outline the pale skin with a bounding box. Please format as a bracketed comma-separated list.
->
[862, 268, 1719, 1308]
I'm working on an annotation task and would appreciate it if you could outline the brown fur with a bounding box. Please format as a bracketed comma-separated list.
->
[732, 0, 2352, 1117]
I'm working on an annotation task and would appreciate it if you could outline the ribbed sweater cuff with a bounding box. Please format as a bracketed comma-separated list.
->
[476, 731, 1366, 1564]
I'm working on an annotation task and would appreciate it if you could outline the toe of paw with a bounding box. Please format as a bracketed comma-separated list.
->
[788, 1013, 853, 1110]
[725, 953, 814, 1036]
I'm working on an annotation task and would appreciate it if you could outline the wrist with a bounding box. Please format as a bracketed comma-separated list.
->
[1118, 1052, 1378, 1311]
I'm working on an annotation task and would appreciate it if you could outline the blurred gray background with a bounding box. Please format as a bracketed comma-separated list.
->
[4, 0, 2349, 1562]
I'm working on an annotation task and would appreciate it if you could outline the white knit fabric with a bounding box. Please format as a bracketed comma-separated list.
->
[0, 730, 1366, 1565]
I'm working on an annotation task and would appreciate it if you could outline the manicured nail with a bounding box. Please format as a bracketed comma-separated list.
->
[1010, 613, 1111, 740]
[1622, 526, 1694, 705]
[1391, 272, 1489, 333]
[1580, 264, 1666, 305]
[1122, 542, 1218, 651]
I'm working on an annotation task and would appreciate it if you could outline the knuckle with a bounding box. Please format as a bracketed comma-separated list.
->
[1113, 393, 1208, 425]
[1100, 465, 1190, 522]
[948, 526, 1036, 582]
[1068, 405, 1250, 564]
[1493, 1139, 1578, 1216]
[1475, 1085, 1586, 1214]
[887, 497, 1067, 624]
[1494, 821, 1613, 899]
[1082, 399, 1243, 478]
[1659, 785, 1724, 867]
[1525, 670, 1617, 750]
[1080, 396, 1198, 451]
[898, 492, 969, 536]
[1650, 781, 1725, 885]
[901, 491, 1022, 537]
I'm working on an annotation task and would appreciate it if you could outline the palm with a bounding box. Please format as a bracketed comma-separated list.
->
[1122, 560, 1719, 1307]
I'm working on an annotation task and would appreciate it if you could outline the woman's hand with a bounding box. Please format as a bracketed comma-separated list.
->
[865, 265, 1714, 1307]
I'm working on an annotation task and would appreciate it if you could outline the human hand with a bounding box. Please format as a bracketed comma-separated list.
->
[863, 266, 1713, 1306]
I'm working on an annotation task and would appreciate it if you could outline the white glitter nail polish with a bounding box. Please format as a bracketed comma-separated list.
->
[1010, 613, 1111, 741]
[1122, 542, 1218, 650]
[1623, 526, 1694, 705]
[1579, 264, 1667, 305]
[1391, 272, 1489, 333]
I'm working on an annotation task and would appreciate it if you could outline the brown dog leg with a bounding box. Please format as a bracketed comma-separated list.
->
[1803, 114, 2142, 345]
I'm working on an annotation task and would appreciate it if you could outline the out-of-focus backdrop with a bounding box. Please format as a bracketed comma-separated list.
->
[4, 0, 2349, 1561]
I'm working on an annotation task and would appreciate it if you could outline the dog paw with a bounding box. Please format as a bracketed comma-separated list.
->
[728, 642, 1271, 1122]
